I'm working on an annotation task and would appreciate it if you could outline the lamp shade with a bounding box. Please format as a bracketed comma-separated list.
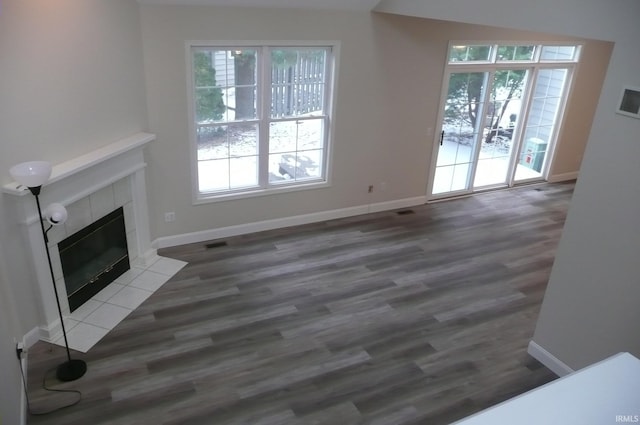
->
[45, 203, 68, 225]
[9, 161, 52, 188]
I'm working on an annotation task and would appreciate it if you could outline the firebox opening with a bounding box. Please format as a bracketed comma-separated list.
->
[58, 207, 130, 312]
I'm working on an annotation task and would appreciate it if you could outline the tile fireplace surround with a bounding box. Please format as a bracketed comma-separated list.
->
[3, 132, 185, 352]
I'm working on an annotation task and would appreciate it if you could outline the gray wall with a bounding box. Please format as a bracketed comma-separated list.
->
[0, 0, 148, 421]
[376, 0, 640, 369]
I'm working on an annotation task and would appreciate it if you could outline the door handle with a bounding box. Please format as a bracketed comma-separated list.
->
[440, 130, 445, 146]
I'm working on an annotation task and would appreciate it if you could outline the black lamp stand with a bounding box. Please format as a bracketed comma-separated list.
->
[30, 185, 87, 382]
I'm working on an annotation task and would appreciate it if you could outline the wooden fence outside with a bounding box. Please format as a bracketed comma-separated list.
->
[271, 54, 325, 118]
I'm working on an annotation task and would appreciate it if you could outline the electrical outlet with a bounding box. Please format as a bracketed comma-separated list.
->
[164, 212, 176, 223]
[380, 182, 387, 192]
[368, 185, 374, 193]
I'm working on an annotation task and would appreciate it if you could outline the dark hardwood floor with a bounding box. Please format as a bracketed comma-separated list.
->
[26, 182, 574, 424]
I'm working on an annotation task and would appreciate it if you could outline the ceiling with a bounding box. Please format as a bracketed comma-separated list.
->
[136, 0, 384, 11]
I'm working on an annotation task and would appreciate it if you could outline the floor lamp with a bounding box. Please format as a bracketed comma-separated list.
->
[10, 161, 87, 382]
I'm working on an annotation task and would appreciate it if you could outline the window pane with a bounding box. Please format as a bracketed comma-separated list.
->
[229, 156, 258, 188]
[497, 45, 535, 61]
[197, 123, 258, 192]
[193, 50, 228, 123]
[449, 45, 492, 62]
[193, 48, 258, 124]
[197, 124, 228, 160]
[269, 121, 298, 153]
[229, 124, 258, 156]
[231, 50, 258, 121]
[269, 118, 325, 183]
[269, 150, 323, 182]
[198, 159, 229, 192]
[271, 48, 327, 118]
[540, 45, 578, 61]
[270, 119, 324, 153]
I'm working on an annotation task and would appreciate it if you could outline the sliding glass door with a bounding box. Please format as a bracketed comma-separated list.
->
[428, 43, 578, 199]
[473, 68, 528, 188]
[432, 71, 489, 196]
[514, 68, 569, 182]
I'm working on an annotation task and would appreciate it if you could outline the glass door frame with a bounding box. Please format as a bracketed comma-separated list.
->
[427, 68, 489, 199]
[473, 66, 533, 191]
[427, 51, 577, 201]
[427, 64, 535, 199]
[507, 65, 576, 186]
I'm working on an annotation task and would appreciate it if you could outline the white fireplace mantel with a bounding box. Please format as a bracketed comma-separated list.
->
[3, 132, 156, 344]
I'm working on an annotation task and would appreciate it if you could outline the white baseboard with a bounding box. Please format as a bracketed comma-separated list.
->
[37, 320, 62, 344]
[548, 171, 578, 183]
[23, 327, 41, 349]
[368, 196, 426, 214]
[528, 340, 575, 377]
[153, 196, 427, 249]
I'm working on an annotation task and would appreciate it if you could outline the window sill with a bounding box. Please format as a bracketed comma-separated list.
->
[193, 180, 331, 205]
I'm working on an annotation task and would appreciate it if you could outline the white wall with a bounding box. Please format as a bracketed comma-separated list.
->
[139, 5, 608, 245]
[0, 0, 148, 419]
[140, 6, 389, 240]
[376, 0, 640, 370]
[0, 246, 22, 425]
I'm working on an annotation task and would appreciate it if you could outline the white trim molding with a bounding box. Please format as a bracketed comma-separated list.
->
[547, 171, 578, 183]
[154, 195, 427, 249]
[528, 340, 575, 377]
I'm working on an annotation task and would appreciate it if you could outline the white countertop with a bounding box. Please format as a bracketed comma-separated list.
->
[453, 352, 640, 425]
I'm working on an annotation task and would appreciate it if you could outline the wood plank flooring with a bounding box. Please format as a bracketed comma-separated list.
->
[26, 182, 574, 424]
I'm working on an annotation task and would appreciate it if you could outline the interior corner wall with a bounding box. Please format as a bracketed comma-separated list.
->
[0, 309, 22, 425]
[532, 38, 640, 370]
[139, 5, 391, 241]
[0, 245, 23, 425]
[370, 12, 613, 183]
[140, 5, 608, 245]
[0, 2, 148, 414]
[375, 0, 640, 370]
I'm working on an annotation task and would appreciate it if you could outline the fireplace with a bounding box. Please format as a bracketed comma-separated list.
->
[2, 132, 155, 344]
[59, 207, 130, 312]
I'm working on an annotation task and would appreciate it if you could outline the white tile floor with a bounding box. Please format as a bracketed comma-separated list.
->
[53, 255, 187, 353]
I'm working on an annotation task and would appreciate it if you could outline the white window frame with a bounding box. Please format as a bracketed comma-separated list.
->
[186, 40, 340, 204]
[446, 41, 581, 66]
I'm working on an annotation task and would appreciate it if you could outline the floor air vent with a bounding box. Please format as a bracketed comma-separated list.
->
[396, 210, 415, 215]
[205, 241, 228, 249]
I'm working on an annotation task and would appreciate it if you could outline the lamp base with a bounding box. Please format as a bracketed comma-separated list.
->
[56, 359, 87, 382]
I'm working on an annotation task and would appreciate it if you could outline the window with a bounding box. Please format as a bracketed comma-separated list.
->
[188, 43, 336, 201]
[449, 45, 492, 62]
[447, 43, 581, 64]
[496, 45, 535, 62]
[539, 45, 579, 61]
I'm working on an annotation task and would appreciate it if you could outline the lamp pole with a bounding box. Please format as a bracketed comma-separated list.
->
[31, 186, 87, 382]
[10, 161, 87, 382]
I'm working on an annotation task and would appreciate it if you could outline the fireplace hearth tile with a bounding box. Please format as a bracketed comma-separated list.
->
[147, 256, 187, 276]
[61, 323, 111, 353]
[93, 282, 126, 302]
[128, 270, 170, 292]
[51, 255, 186, 353]
[83, 303, 131, 329]
[114, 266, 145, 285]
[69, 299, 102, 322]
[106, 286, 152, 310]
